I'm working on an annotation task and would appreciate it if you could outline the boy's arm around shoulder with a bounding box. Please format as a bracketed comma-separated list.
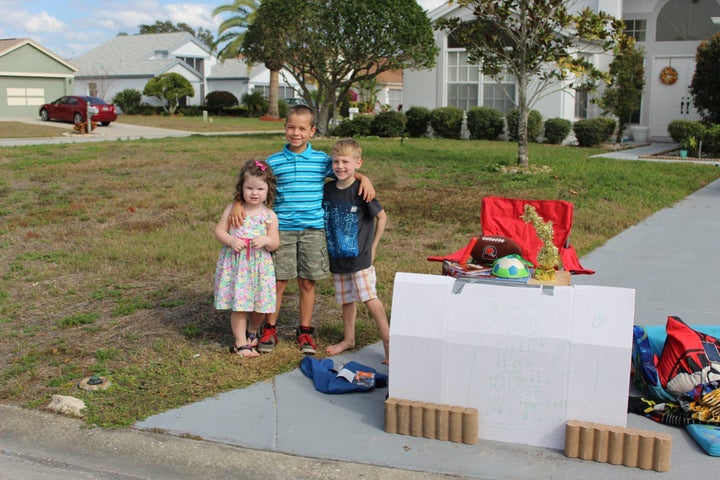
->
[354, 172, 375, 202]
[229, 201, 245, 228]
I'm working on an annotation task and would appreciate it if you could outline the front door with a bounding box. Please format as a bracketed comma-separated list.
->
[649, 57, 700, 139]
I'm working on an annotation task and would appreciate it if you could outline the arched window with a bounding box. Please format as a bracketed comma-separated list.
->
[656, 0, 720, 41]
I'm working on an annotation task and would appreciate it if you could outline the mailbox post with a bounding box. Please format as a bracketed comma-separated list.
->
[86, 104, 99, 134]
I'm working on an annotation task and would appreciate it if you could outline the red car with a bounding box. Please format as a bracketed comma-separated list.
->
[39, 96, 117, 126]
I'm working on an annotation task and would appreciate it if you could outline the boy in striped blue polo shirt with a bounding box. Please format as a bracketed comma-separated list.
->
[231, 105, 374, 354]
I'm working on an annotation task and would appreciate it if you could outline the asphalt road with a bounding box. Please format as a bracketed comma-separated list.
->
[0, 404, 455, 480]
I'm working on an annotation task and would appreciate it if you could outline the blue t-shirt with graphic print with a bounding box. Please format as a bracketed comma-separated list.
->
[323, 180, 383, 274]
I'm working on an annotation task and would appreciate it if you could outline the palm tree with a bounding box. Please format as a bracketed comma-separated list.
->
[213, 0, 281, 119]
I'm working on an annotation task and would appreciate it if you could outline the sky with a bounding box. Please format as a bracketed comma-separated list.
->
[0, 0, 447, 60]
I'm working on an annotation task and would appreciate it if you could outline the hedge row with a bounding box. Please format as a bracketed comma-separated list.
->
[331, 105, 612, 145]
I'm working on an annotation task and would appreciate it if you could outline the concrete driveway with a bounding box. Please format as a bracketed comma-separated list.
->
[0, 116, 193, 147]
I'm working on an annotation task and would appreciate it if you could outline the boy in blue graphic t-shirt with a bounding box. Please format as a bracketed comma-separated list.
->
[323, 138, 389, 365]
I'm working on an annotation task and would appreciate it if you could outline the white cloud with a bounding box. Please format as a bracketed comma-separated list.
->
[416, 0, 447, 11]
[6, 10, 66, 34]
[165, 3, 220, 30]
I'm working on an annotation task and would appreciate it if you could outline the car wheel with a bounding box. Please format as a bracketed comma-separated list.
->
[73, 113, 84, 124]
[100, 121, 110, 126]
[40, 109, 50, 121]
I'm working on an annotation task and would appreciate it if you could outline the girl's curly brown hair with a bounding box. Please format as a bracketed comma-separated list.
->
[233, 159, 277, 207]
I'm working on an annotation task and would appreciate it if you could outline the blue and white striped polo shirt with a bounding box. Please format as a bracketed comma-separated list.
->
[267, 143, 334, 231]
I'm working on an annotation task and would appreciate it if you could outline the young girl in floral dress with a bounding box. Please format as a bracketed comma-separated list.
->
[214, 160, 279, 357]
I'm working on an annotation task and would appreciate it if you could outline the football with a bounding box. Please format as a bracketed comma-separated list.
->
[471, 235, 523, 265]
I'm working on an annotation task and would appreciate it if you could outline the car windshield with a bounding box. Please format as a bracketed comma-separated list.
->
[84, 97, 108, 105]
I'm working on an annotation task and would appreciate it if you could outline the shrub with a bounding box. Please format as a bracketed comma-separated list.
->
[370, 111, 407, 137]
[543, 118, 572, 144]
[278, 99, 288, 119]
[594, 117, 617, 143]
[466, 107, 505, 140]
[175, 106, 204, 117]
[506, 109, 543, 142]
[222, 105, 250, 117]
[430, 106, 464, 139]
[241, 91, 268, 117]
[667, 120, 706, 144]
[405, 106, 431, 137]
[573, 119, 604, 147]
[690, 32, 720, 124]
[331, 114, 374, 137]
[701, 124, 720, 157]
[205, 91, 238, 114]
[112, 88, 142, 114]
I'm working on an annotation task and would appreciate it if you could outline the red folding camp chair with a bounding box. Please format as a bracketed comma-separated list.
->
[480, 196, 594, 275]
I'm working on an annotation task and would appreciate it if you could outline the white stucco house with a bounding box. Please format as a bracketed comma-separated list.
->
[405, 0, 720, 141]
[70, 32, 302, 109]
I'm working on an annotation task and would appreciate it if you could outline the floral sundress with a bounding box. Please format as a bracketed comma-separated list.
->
[214, 206, 276, 312]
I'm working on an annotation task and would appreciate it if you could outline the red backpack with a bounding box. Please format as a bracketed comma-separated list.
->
[656, 316, 720, 395]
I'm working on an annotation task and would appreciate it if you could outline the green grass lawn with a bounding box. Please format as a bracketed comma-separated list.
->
[1, 134, 718, 427]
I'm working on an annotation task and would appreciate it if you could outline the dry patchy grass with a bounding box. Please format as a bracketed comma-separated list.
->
[115, 114, 285, 132]
[1, 135, 719, 427]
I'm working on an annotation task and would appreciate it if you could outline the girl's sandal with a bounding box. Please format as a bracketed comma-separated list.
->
[231, 344, 259, 358]
[247, 331, 259, 348]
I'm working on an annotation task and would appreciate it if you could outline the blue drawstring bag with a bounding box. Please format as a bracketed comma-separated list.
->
[300, 357, 388, 394]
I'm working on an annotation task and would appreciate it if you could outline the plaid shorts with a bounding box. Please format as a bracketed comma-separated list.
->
[332, 266, 378, 304]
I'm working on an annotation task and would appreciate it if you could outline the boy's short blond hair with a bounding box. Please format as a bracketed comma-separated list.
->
[332, 138, 362, 159]
[287, 104, 316, 127]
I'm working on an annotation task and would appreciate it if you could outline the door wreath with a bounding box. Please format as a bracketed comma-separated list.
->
[660, 66, 678, 85]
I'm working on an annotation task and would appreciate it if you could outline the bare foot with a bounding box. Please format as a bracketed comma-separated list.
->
[326, 339, 355, 356]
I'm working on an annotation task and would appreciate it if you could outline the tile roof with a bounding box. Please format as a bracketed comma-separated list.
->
[0, 38, 24, 53]
[0, 37, 77, 71]
[70, 32, 207, 77]
[208, 58, 250, 79]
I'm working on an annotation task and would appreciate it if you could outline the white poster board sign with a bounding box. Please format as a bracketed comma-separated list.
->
[388, 272, 635, 449]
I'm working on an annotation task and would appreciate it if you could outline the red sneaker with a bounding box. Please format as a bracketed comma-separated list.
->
[296, 327, 317, 354]
[258, 325, 277, 353]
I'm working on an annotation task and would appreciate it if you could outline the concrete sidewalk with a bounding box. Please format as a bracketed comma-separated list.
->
[135, 153, 720, 478]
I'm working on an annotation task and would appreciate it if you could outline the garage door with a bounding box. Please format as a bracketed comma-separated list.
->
[0, 77, 66, 118]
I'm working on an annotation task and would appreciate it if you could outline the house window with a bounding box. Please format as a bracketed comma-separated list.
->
[388, 88, 402, 110]
[89, 82, 98, 97]
[447, 50, 479, 110]
[656, 0, 720, 41]
[483, 74, 515, 114]
[177, 57, 204, 76]
[256, 85, 296, 99]
[624, 19, 647, 42]
[574, 89, 589, 119]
